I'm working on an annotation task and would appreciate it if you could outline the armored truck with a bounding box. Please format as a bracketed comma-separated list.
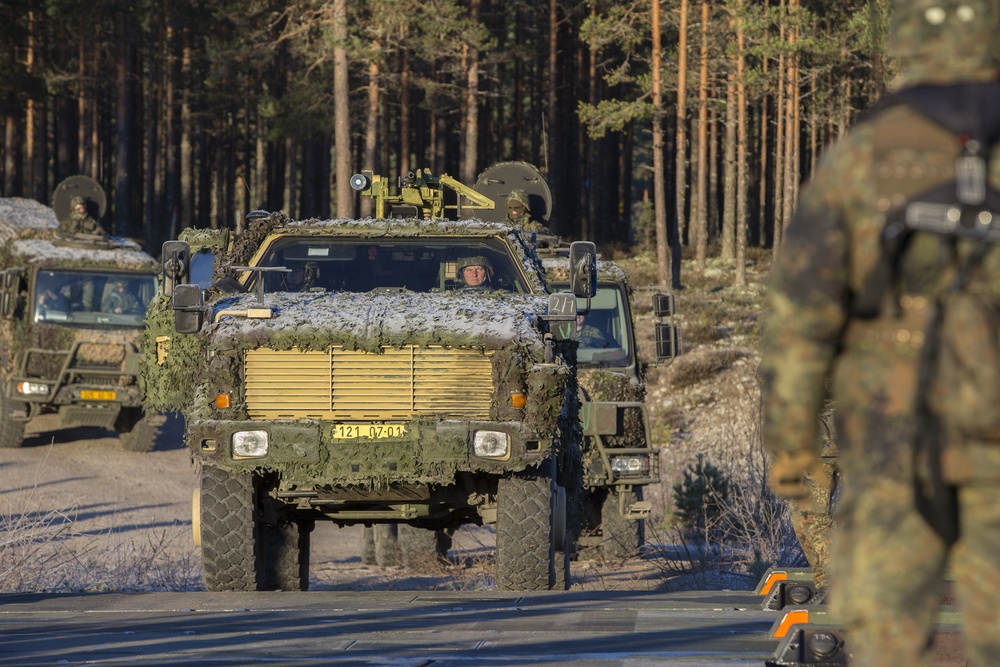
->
[144, 175, 596, 592]
[542, 255, 677, 558]
[0, 197, 162, 451]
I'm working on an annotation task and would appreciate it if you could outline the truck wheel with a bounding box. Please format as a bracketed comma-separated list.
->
[398, 524, 452, 569]
[374, 524, 400, 566]
[0, 392, 26, 448]
[259, 518, 311, 591]
[116, 408, 165, 453]
[601, 489, 643, 560]
[200, 466, 258, 591]
[496, 462, 559, 590]
[361, 526, 377, 565]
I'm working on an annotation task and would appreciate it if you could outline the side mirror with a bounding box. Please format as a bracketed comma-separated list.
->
[162, 240, 191, 298]
[655, 322, 679, 361]
[172, 283, 204, 334]
[568, 241, 597, 299]
[653, 292, 675, 317]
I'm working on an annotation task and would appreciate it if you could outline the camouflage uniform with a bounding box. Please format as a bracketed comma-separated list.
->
[60, 196, 101, 235]
[576, 323, 608, 349]
[785, 402, 837, 590]
[760, 2, 1000, 665]
[506, 189, 548, 233]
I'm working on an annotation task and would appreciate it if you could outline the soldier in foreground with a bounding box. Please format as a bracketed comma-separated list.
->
[760, 2, 1000, 665]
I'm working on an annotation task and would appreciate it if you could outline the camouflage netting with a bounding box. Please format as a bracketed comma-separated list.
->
[205, 291, 548, 356]
[141, 293, 205, 412]
[579, 369, 647, 450]
[11, 239, 160, 272]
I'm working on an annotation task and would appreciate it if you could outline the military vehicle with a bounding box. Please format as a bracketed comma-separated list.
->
[144, 169, 597, 591]
[0, 183, 163, 451]
[541, 254, 677, 558]
[472, 161, 679, 558]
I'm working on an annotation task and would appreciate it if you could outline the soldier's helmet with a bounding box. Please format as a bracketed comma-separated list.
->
[506, 189, 530, 211]
[888, 0, 1000, 89]
[455, 256, 494, 282]
[70, 196, 86, 208]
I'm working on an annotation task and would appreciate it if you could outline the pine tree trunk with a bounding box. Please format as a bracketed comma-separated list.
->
[652, 0, 671, 291]
[180, 31, 193, 231]
[675, 0, 689, 248]
[333, 0, 352, 218]
[694, 1, 709, 273]
[361, 44, 380, 219]
[735, 0, 748, 288]
[772, 2, 786, 254]
[758, 54, 768, 248]
[722, 73, 736, 262]
[461, 0, 480, 185]
[400, 49, 411, 174]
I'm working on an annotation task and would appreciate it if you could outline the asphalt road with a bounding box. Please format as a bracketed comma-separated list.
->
[0, 589, 780, 666]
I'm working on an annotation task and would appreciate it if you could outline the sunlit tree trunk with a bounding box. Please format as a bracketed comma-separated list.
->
[735, 0, 748, 287]
[361, 42, 380, 219]
[675, 0, 689, 248]
[652, 0, 670, 291]
[694, 1, 708, 273]
[781, 0, 799, 246]
[333, 0, 352, 218]
[180, 31, 193, 230]
[722, 73, 736, 262]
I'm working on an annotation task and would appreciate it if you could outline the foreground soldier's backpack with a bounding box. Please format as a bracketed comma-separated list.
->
[855, 83, 1000, 542]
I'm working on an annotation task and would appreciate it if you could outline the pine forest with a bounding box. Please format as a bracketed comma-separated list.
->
[0, 0, 892, 287]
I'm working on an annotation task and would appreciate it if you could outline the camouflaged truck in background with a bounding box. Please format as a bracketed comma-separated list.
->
[143, 174, 597, 592]
[542, 255, 677, 558]
[0, 196, 162, 451]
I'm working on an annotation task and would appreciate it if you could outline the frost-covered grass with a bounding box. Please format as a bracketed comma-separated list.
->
[0, 487, 199, 593]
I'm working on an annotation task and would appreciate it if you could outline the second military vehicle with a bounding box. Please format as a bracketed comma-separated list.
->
[542, 255, 676, 558]
[144, 170, 597, 591]
[0, 188, 163, 451]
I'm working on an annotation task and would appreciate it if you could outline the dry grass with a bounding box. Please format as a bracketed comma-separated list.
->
[0, 479, 199, 593]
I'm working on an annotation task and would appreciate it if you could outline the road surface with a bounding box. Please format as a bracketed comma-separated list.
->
[0, 589, 779, 666]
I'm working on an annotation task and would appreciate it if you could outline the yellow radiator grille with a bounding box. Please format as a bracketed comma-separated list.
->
[244, 346, 495, 420]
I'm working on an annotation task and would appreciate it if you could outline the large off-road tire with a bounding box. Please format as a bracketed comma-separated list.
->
[199, 466, 310, 591]
[374, 524, 400, 566]
[398, 524, 452, 569]
[259, 518, 311, 591]
[0, 392, 26, 449]
[200, 466, 258, 591]
[600, 488, 643, 560]
[116, 408, 165, 453]
[496, 462, 560, 591]
[361, 526, 378, 565]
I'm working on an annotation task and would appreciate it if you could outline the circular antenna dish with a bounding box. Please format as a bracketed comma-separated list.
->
[52, 175, 107, 223]
[470, 161, 552, 224]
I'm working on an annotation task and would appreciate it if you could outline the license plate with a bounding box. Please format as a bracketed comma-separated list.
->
[332, 424, 407, 440]
[81, 390, 117, 401]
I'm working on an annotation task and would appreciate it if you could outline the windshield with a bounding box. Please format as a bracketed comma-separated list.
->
[33, 270, 157, 327]
[253, 237, 530, 294]
[557, 283, 632, 368]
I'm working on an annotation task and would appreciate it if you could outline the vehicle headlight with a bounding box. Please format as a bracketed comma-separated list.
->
[610, 455, 650, 478]
[473, 430, 509, 458]
[17, 382, 49, 396]
[233, 430, 269, 458]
